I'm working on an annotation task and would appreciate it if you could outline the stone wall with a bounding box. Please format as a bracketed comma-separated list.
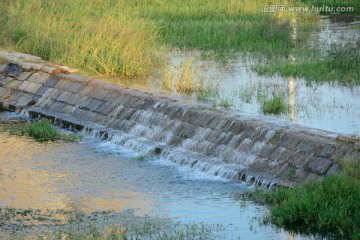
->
[1, 50, 359, 187]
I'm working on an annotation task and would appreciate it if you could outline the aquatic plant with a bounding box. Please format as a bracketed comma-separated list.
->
[260, 94, 289, 115]
[1, 207, 229, 240]
[161, 55, 219, 94]
[254, 42, 360, 85]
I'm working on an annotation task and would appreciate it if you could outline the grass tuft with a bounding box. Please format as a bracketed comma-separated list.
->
[2, 119, 81, 142]
[261, 94, 288, 115]
[161, 55, 219, 94]
[245, 155, 360, 239]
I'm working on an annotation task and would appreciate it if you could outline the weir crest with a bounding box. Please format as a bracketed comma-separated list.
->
[1, 50, 359, 188]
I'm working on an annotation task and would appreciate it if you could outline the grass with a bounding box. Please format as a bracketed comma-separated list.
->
[0, 0, 162, 77]
[127, 0, 316, 57]
[161, 54, 219, 94]
[219, 97, 234, 109]
[0, 0, 317, 77]
[1, 207, 228, 240]
[254, 41, 360, 85]
[196, 89, 219, 102]
[245, 155, 360, 239]
[0, 0, 357, 86]
[261, 94, 289, 115]
[47, 222, 226, 240]
[300, 0, 360, 13]
[1, 119, 81, 142]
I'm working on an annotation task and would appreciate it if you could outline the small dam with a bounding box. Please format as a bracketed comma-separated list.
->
[1, 50, 359, 188]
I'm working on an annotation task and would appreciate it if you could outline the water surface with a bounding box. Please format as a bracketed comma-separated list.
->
[105, 16, 360, 135]
[0, 113, 311, 239]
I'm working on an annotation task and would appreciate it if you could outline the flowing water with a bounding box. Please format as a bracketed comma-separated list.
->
[0, 112, 314, 239]
[1, 15, 357, 239]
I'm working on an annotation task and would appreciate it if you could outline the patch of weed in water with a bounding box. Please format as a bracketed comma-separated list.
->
[2, 208, 231, 240]
[254, 42, 360, 85]
[2, 119, 81, 142]
[261, 94, 289, 115]
[219, 97, 234, 109]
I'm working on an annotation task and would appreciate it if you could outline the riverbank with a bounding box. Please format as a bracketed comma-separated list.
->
[244, 155, 360, 239]
[1, 0, 359, 84]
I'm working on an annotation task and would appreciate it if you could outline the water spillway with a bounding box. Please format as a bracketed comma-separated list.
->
[1, 50, 359, 187]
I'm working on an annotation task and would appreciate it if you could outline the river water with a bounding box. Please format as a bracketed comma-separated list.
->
[1, 15, 356, 239]
[105, 15, 360, 135]
[0, 112, 314, 239]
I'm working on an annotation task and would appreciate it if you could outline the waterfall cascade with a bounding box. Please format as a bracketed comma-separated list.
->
[1, 50, 359, 188]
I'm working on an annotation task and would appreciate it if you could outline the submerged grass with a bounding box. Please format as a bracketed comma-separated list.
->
[2, 207, 228, 240]
[161, 54, 220, 94]
[254, 41, 360, 85]
[1, 119, 81, 142]
[246, 155, 360, 239]
[261, 94, 289, 115]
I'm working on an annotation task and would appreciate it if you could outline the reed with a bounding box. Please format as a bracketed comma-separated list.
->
[0, 0, 161, 77]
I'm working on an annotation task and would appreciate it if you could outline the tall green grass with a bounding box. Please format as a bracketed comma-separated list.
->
[126, 0, 315, 57]
[254, 42, 360, 85]
[247, 155, 360, 239]
[0, 0, 161, 77]
[0, 0, 316, 79]
[0, 0, 354, 85]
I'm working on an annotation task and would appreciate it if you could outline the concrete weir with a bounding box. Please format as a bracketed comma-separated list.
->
[0, 50, 359, 188]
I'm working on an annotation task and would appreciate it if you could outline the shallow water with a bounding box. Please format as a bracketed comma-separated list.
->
[106, 16, 360, 135]
[0, 113, 313, 239]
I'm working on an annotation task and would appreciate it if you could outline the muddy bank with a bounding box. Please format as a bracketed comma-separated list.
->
[0, 50, 359, 186]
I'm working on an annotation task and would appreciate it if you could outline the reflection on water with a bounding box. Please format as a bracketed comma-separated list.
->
[0, 133, 155, 214]
[0, 124, 310, 239]
[310, 15, 360, 50]
[288, 77, 297, 121]
[101, 16, 360, 135]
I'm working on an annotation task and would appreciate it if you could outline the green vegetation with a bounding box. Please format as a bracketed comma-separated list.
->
[1, 207, 228, 240]
[300, 0, 360, 13]
[161, 54, 220, 93]
[0, 0, 358, 86]
[48, 222, 226, 240]
[196, 89, 219, 102]
[261, 94, 289, 115]
[1, 119, 81, 142]
[127, 0, 311, 57]
[134, 155, 146, 161]
[246, 155, 360, 239]
[0, 0, 315, 78]
[0, 0, 161, 77]
[219, 97, 234, 109]
[254, 42, 360, 85]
